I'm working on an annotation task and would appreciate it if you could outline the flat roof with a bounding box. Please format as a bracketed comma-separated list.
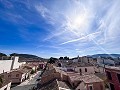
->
[105, 66, 120, 71]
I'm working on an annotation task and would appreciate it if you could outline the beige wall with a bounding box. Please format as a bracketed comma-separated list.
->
[8, 71, 22, 83]
[86, 82, 105, 90]
[75, 66, 95, 75]
[76, 82, 87, 90]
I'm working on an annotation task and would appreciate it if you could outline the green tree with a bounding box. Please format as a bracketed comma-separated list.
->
[39, 57, 56, 77]
[59, 57, 63, 60]
[0, 53, 7, 57]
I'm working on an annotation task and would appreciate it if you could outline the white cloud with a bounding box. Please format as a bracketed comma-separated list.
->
[34, 0, 120, 56]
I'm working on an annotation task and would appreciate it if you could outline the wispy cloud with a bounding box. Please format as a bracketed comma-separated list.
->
[35, 0, 120, 56]
[0, 0, 120, 57]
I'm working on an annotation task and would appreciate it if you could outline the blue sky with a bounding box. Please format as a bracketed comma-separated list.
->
[0, 0, 120, 58]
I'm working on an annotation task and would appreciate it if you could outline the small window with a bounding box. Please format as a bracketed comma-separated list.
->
[89, 86, 93, 90]
[16, 74, 19, 77]
[117, 74, 120, 83]
[85, 68, 87, 72]
[79, 69, 82, 72]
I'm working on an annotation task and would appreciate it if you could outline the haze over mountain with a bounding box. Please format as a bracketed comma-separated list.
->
[89, 54, 120, 58]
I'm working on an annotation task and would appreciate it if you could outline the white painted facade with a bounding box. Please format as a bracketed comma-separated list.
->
[0, 57, 26, 74]
[97, 57, 115, 66]
[73, 59, 78, 63]
[0, 60, 12, 74]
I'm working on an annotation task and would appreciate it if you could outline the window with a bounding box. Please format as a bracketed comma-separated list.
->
[79, 69, 82, 75]
[79, 69, 81, 72]
[110, 83, 115, 90]
[85, 68, 87, 72]
[117, 74, 120, 83]
[106, 71, 112, 80]
[89, 86, 93, 90]
[16, 74, 19, 77]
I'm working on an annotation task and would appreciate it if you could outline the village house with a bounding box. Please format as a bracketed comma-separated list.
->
[0, 73, 11, 90]
[10, 69, 30, 84]
[6, 69, 30, 84]
[67, 72, 105, 90]
[39, 64, 105, 90]
[105, 66, 120, 90]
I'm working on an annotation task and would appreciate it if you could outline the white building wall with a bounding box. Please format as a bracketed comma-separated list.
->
[0, 60, 12, 74]
[12, 57, 25, 69]
[73, 59, 78, 62]
[97, 58, 115, 65]
[0, 57, 25, 74]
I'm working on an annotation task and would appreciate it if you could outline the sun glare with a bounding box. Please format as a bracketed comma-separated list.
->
[66, 11, 89, 35]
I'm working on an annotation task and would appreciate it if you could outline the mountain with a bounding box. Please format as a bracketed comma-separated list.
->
[90, 54, 120, 58]
[10, 53, 45, 62]
[10, 53, 40, 58]
[0, 53, 7, 57]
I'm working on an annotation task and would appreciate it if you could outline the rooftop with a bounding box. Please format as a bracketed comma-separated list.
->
[105, 66, 120, 71]
[57, 80, 71, 90]
[67, 72, 103, 83]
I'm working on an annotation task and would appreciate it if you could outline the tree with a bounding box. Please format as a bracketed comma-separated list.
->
[59, 57, 63, 60]
[30, 69, 35, 74]
[64, 56, 69, 60]
[0, 53, 7, 57]
[48, 57, 57, 63]
[39, 57, 56, 77]
[10, 53, 17, 56]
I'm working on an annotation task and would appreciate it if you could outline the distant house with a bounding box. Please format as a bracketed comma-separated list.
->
[74, 66, 95, 75]
[67, 72, 105, 90]
[97, 57, 115, 66]
[0, 73, 11, 90]
[7, 69, 30, 84]
[105, 66, 120, 90]
[39, 64, 105, 90]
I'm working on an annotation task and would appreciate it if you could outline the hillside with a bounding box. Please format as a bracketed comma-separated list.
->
[90, 54, 120, 58]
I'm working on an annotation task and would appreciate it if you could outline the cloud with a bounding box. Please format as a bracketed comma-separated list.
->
[33, 0, 120, 56]
[1, 0, 120, 57]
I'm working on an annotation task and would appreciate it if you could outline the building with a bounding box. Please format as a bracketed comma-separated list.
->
[74, 66, 95, 75]
[39, 64, 105, 90]
[67, 72, 105, 90]
[0, 56, 26, 74]
[97, 57, 115, 66]
[105, 66, 120, 90]
[0, 68, 30, 84]
[8, 69, 30, 84]
[0, 73, 11, 90]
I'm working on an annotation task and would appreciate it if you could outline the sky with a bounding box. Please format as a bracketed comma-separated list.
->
[0, 0, 120, 58]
